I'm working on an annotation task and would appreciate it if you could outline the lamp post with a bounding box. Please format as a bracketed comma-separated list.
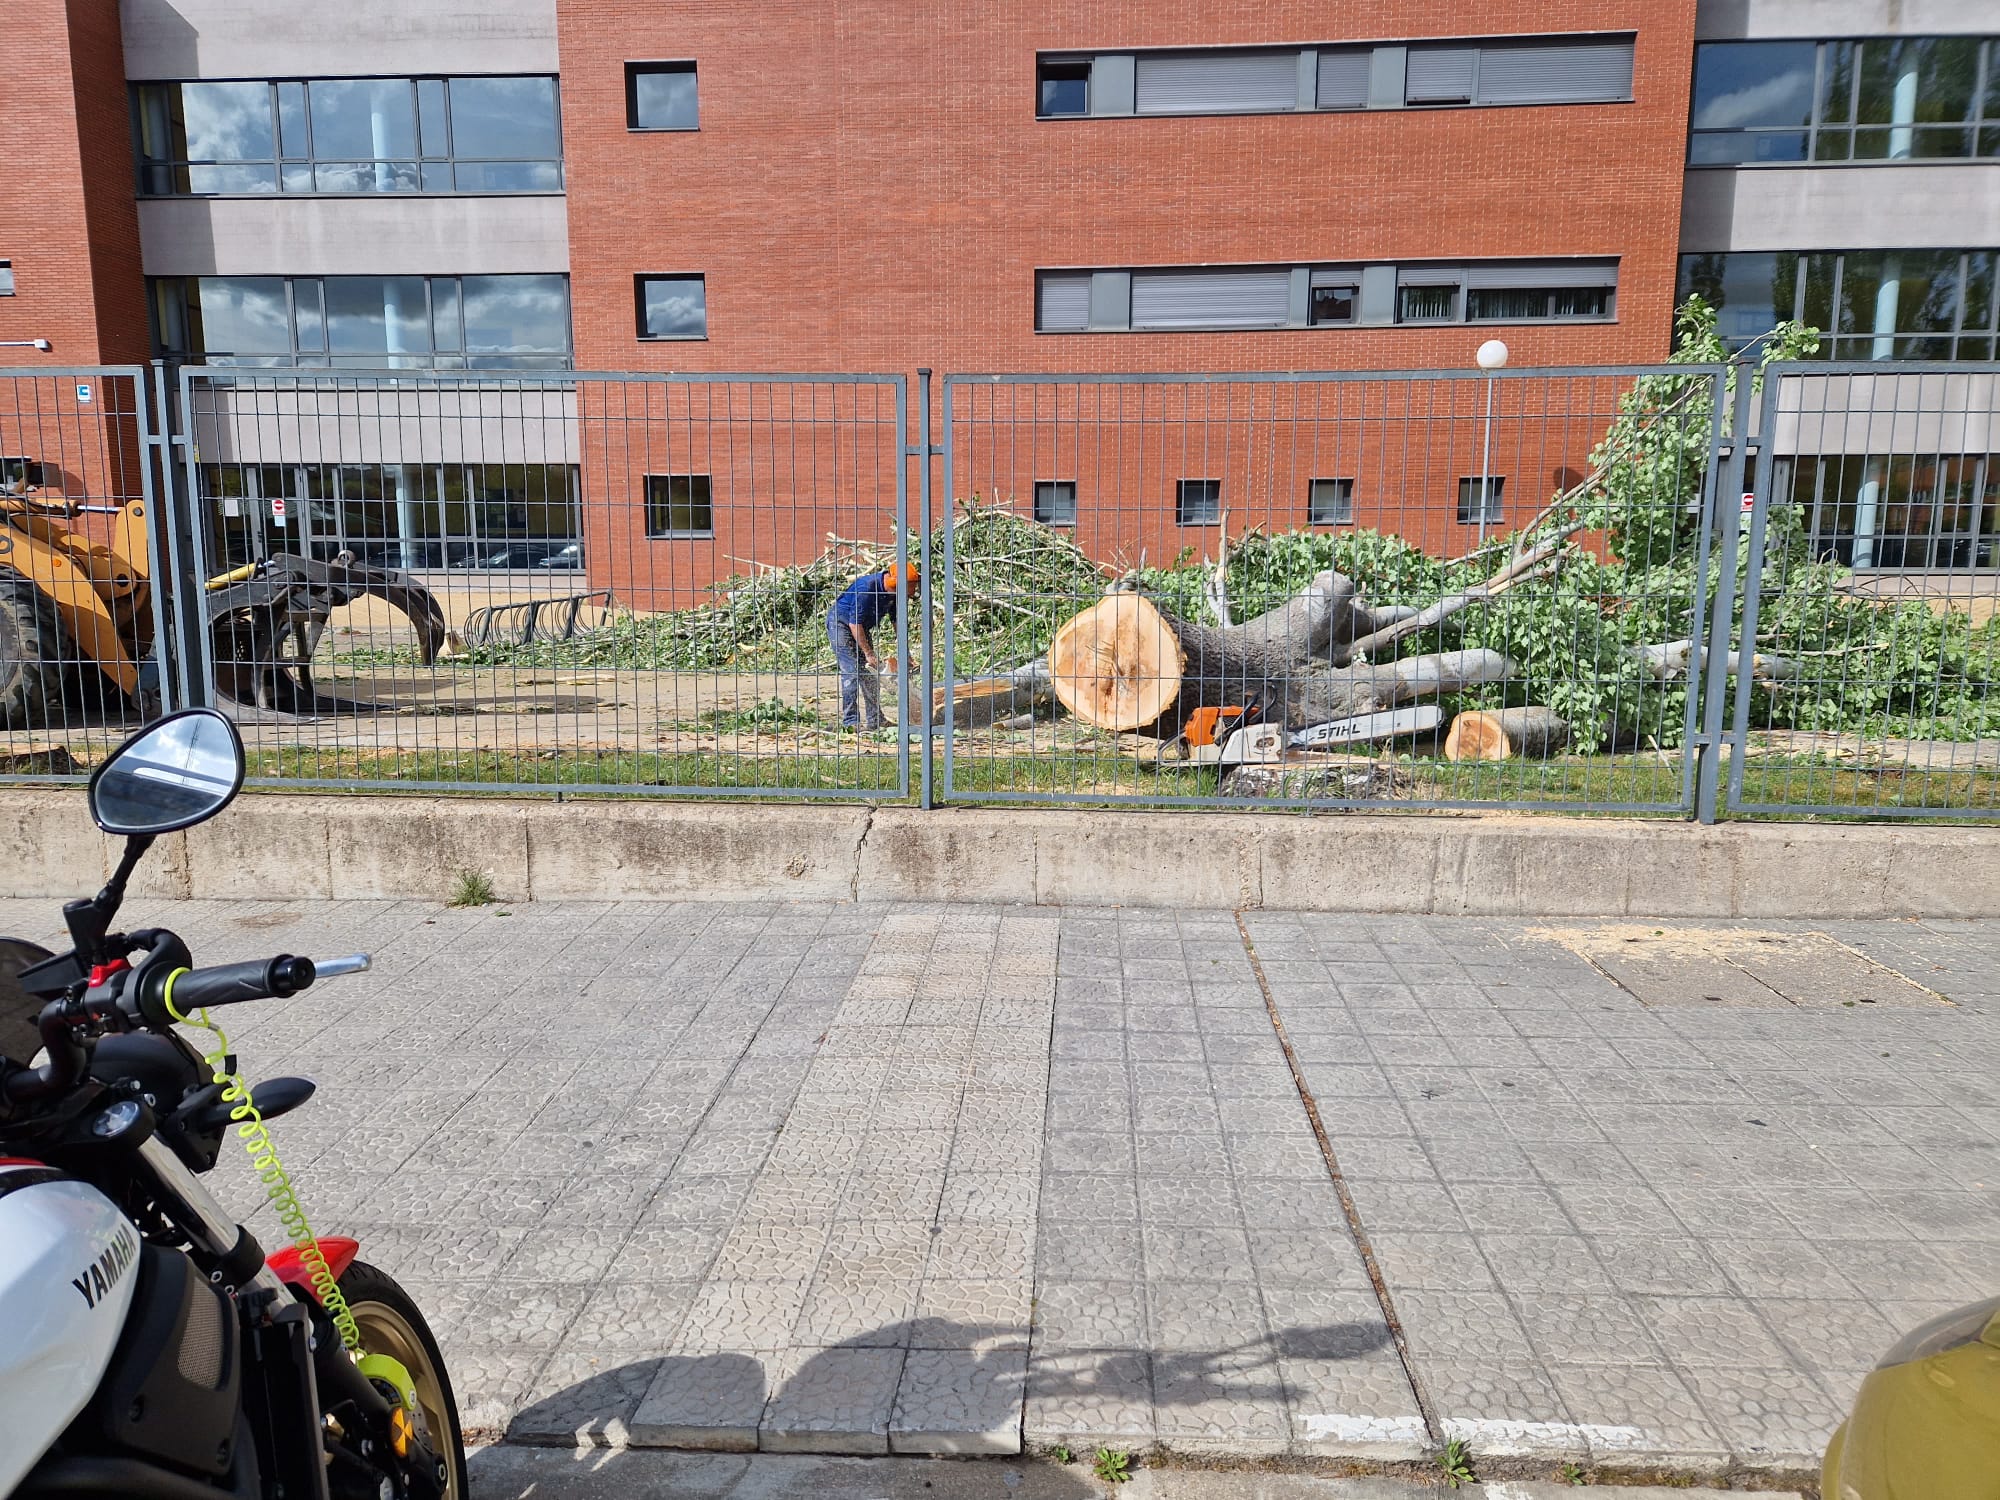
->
[1475, 339, 1509, 550]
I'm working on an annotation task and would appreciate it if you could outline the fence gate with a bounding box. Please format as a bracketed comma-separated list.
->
[0, 366, 170, 781]
[177, 366, 910, 799]
[937, 367, 1729, 814]
[1725, 360, 2000, 821]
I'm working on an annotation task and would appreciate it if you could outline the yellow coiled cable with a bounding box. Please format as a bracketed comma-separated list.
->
[162, 968, 364, 1353]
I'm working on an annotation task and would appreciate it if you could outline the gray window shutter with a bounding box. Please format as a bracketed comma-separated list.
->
[1130, 269, 1292, 328]
[1405, 47, 1477, 104]
[1038, 273, 1091, 332]
[1460, 260, 1618, 288]
[1315, 49, 1371, 109]
[1311, 267, 1363, 287]
[1475, 40, 1634, 104]
[1395, 264, 1463, 288]
[1134, 51, 1298, 114]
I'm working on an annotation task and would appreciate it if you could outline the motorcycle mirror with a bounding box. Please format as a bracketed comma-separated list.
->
[87, 708, 246, 837]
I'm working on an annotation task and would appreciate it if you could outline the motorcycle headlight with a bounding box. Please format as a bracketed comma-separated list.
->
[1875, 1297, 2000, 1369]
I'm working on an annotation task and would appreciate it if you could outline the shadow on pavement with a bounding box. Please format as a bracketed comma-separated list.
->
[486, 1316, 1396, 1485]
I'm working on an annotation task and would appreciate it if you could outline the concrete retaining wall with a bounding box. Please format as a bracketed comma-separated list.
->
[6, 789, 1995, 917]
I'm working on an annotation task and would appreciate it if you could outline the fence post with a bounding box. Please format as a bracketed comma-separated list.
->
[913, 368, 935, 808]
[148, 360, 210, 710]
[1693, 357, 1754, 823]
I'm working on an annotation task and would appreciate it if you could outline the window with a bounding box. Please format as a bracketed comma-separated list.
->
[627, 62, 699, 130]
[1036, 272, 1092, 332]
[1038, 59, 1091, 117]
[134, 76, 563, 195]
[1463, 261, 1618, 322]
[1310, 277, 1357, 325]
[1034, 481, 1078, 526]
[1780, 452, 2000, 570]
[1041, 35, 1631, 117]
[1177, 479, 1222, 525]
[1690, 37, 2000, 165]
[1130, 269, 1290, 330]
[1308, 478, 1355, 525]
[1135, 50, 1296, 114]
[1040, 259, 1618, 332]
[1677, 250, 2000, 361]
[1316, 49, 1370, 110]
[646, 474, 713, 537]
[0, 260, 13, 296]
[1469, 39, 1634, 105]
[1458, 476, 1505, 524]
[636, 275, 707, 340]
[150, 274, 573, 367]
[1399, 282, 1459, 323]
[197, 461, 580, 570]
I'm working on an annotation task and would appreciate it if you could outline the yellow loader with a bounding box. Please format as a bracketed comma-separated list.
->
[0, 460, 448, 726]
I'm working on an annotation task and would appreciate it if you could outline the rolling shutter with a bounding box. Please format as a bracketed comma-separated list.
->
[1134, 51, 1299, 114]
[1130, 269, 1292, 329]
[1394, 264, 1463, 288]
[1315, 49, 1371, 110]
[1460, 260, 1618, 289]
[1404, 47, 1477, 103]
[1475, 39, 1634, 104]
[1037, 273, 1091, 332]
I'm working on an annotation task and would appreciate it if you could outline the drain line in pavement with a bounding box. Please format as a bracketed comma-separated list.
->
[1233, 911, 1444, 1449]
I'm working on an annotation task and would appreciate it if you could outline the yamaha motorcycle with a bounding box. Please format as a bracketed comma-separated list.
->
[0, 709, 466, 1500]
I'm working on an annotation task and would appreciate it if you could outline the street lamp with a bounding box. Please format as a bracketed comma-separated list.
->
[1474, 339, 1509, 550]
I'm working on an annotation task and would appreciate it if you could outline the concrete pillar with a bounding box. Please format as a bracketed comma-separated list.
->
[1871, 253, 1902, 362]
[1888, 60, 1919, 161]
[370, 90, 397, 193]
[1854, 461, 1885, 568]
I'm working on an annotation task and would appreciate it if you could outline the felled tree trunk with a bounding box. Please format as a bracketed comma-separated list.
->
[1444, 706, 1570, 761]
[1048, 591, 1514, 735]
[932, 661, 1057, 729]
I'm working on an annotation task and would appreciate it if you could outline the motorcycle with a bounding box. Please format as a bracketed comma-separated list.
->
[0, 708, 466, 1500]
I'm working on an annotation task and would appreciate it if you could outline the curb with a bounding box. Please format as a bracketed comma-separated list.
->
[6, 787, 1995, 917]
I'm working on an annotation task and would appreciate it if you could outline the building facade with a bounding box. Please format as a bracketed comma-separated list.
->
[1676, 0, 2000, 569]
[1, 0, 1994, 593]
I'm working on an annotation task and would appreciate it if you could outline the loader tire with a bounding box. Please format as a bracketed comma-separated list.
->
[0, 569, 70, 730]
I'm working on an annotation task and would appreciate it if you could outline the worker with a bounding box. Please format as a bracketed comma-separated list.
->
[827, 562, 918, 729]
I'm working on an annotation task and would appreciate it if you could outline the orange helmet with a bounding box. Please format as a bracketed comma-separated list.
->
[882, 563, 921, 590]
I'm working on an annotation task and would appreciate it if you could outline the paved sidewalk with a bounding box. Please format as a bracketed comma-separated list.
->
[12, 895, 1994, 1475]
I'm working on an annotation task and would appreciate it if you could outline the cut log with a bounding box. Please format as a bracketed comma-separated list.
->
[1048, 593, 1186, 731]
[933, 661, 1056, 729]
[1633, 640, 1800, 684]
[1444, 706, 1570, 761]
[1055, 589, 1515, 734]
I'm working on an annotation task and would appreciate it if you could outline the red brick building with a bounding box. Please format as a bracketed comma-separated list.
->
[5, 0, 1702, 606]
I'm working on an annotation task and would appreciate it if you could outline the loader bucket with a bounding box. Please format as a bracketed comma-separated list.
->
[204, 555, 451, 716]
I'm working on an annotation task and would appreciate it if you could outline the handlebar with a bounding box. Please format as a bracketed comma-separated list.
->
[2, 937, 374, 1108]
[150, 955, 317, 1020]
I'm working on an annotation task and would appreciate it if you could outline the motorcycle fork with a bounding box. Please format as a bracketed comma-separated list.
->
[243, 1299, 333, 1500]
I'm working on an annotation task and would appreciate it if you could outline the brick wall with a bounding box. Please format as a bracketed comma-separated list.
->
[0, 1, 148, 367]
[556, 0, 1698, 379]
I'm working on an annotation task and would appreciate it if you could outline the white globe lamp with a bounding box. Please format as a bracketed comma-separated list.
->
[1476, 338, 1510, 371]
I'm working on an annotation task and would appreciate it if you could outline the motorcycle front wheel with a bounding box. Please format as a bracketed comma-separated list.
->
[338, 1259, 469, 1500]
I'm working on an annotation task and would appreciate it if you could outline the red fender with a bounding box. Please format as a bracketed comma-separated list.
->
[267, 1236, 361, 1296]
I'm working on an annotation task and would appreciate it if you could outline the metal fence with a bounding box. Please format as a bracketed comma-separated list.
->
[939, 367, 1728, 813]
[1, 360, 1997, 822]
[0, 368, 168, 780]
[175, 368, 913, 797]
[1728, 361, 2000, 820]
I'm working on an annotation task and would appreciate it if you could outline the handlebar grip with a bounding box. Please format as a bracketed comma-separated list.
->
[158, 955, 316, 1018]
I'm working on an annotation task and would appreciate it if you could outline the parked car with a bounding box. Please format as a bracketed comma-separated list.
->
[535, 542, 583, 569]
[1823, 1295, 2000, 1498]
